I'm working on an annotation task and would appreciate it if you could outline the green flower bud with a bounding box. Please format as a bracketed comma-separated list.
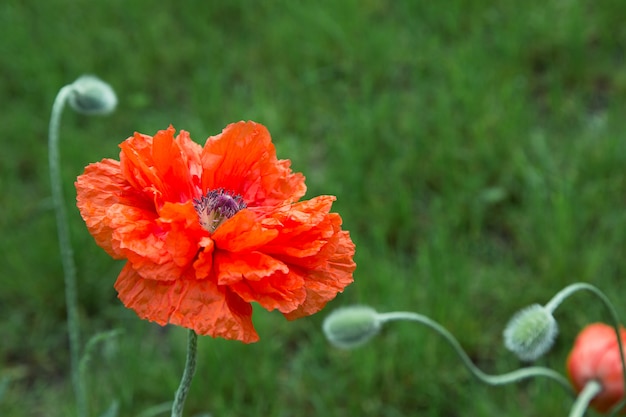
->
[68, 75, 117, 115]
[322, 306, 381, 349]
[503, 304, 558, 361]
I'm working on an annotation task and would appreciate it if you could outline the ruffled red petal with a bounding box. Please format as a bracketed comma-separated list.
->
[77, 129, 208, 281]
[192, 237, 215, 280]
[214, 250, 289, 285]
[120, 126, 203, 207]
[211, 209, 278, 252]
[229, 269, 306, 313]
[220, 195, 356, 317]
[283, 230, 356, 319]
[258, 196, 356, 318]
[76, 158, 154, 259]
[115, 263, 259, 343]
[200, 121, 306, 207]
[261, 196, 340, 263]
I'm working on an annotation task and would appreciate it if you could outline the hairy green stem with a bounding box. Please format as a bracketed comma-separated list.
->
[171, 330, 199, 417]
[544, 282, 626, 415]
[49, 84, 86, 417]
[376, 311, 574, 394]
[568, 380, 602, 417]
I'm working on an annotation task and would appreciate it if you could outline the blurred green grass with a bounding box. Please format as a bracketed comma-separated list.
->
[2, 0, 626, 416]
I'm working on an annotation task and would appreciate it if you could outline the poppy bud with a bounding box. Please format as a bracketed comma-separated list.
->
[68, 75, 117, 115]
[503, 304, 558, 361]
[567, 323, 626, 414]
[323, 306, 381, 349]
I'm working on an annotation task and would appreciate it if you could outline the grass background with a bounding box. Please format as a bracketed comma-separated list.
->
[2, 0, 626, 416]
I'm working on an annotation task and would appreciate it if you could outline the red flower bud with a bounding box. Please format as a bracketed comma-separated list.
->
[567, 323, 626, 414]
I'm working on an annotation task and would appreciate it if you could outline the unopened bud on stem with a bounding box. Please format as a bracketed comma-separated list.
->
[68, 75, 117, 115]
[503, 304, 558, 361]
[323, 306, 381, 349]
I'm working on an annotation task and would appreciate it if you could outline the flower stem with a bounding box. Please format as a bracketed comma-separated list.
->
[543, 282, 626, 412]
[171, 330, 199, 417]
[49, 84, 86, 417]
[376, 311, 574, 394]
[568, 380, 602, 417]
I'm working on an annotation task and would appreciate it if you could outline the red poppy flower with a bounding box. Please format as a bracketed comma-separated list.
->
[75, 121, 356, 343]
[567, 323, 626, 414]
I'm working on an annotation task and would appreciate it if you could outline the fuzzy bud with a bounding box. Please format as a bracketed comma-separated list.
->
[503, 304, 558, 361]
[323, 306, 381, 349]
[68, 75, 117, 115]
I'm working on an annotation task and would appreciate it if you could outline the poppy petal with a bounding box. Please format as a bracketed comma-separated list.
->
[115, 263, 259, 343]
[211, 209, 278, 252]
[76, 158, 154, 259]
[105, 201, 202, 282]
[120, 126, 202, 206]
[193, 237, 215, 280]
[200, 121, 306, 207]
[567, 323, 626, 413]
[229, 270, 307, 313]
[157, 201, 206, 267]
[283, 230, 356, 319]
[78, 154, 206, 282]
[261, 196, 342, 265]
[214, 250, 289, 285]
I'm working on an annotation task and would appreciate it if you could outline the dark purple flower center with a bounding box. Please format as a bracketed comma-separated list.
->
[193, 188, 247, 232]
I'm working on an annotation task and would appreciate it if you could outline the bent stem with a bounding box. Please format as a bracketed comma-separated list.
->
[568, 380, 602, 417]
[376, 312, 574, 394]
[172, 330, 199, 417]
[543, 282, 626, 415]
[49, 84, 86, 417]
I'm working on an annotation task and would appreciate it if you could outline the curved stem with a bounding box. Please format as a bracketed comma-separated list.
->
[544, 284, 584, 313]
[376, 311, 574, 394]
[568, 380, 602, 417]
[544, 282, 626, 409]
[171, 330, 199, 417]
[49, 84, 86, 417]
